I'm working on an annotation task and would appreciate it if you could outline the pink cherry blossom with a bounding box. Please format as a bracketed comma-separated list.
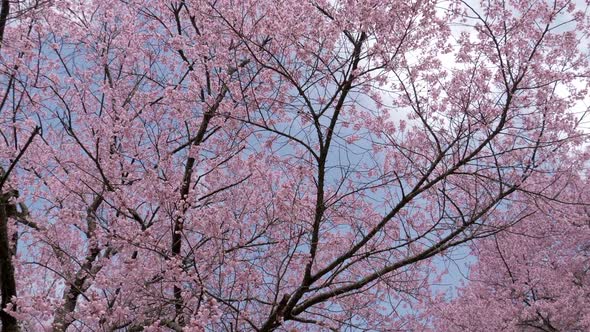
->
[0, 0, 588, 331]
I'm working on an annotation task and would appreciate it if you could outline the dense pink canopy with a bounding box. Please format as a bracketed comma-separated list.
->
[0, 0, 588, 331]
[426, 177, 590, 331]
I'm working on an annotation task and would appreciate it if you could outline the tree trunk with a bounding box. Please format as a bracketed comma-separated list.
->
[0, 192, 19, 332]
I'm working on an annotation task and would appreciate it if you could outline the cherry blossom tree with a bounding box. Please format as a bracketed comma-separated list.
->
[425, 171, 590, 331]
[0, 0, 588, 331]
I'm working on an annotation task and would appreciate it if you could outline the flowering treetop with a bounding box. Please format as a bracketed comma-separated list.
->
[0, 0, 588, 331]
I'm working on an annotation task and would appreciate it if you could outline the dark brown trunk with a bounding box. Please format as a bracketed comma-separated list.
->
[0, 0, 9, 48]
[0, 192, 19, 332]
